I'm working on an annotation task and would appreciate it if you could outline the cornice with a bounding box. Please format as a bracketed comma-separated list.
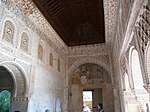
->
[68, 43, 110, 57]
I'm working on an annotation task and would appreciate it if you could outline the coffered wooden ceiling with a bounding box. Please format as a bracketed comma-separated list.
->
[32, 0, 105, 46]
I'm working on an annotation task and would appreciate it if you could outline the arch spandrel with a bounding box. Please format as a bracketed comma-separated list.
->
[68, 56, 111, 76]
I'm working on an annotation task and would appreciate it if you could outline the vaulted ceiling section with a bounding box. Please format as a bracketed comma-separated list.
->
[32, 0, 105, 46]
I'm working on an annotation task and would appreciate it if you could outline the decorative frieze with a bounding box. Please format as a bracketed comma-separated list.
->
[15, 0, 33, 16]
[68, 54, 110, 69]
[67, 44, 111, 71]
[104, 0, 118, 47]
[12, 97, 28, 101]
[120, 56, 126, 74]
[68, 56, 111, 76]
[68, 44, 110, 56]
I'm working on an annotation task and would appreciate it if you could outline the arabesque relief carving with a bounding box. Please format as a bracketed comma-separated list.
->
[2, 20, 14, 44]
[38, 44, 43, 60]
[20, 32, 29, 53]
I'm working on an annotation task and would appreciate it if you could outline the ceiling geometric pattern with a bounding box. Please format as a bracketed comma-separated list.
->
[32, 0, 105, 46]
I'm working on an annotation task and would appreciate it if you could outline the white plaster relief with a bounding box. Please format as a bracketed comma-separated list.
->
[1, 0, 67, 57]
[68, 43, 110, 56]
[0, 51, 31, 83]
[68, 56, 111, 76]
[2, 20, 14, 44]
[68, 54, 110, 70]
[20, 32, 29, 53]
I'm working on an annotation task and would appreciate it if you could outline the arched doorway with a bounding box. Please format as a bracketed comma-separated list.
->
[0, 62, 28, 112]
[68, 63, 114, 112]
[130, 48, 149, 111]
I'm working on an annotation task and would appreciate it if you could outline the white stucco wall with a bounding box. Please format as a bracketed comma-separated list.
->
[0, 2, 65, 112]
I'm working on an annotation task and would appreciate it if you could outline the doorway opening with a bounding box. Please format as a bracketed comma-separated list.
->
[0, 66, 14, 112]
[83, 91, 93, 111]
[83, 88, 103, 112]
[0, 90, 11, 112]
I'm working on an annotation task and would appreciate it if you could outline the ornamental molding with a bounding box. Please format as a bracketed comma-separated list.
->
[12, 97, 28, 101]
[68, 54, 110, 69]
[67, 44, 111, 73]
[104, 0, 119, 47]
[1, 0, 119, 52]
[119, 55, 126, 74]
[68, 54, 110, 68]
[68, 43, 110, 56]
[68, 56, 111, 75]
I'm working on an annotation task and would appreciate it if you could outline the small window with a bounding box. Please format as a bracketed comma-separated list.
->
[38, 44, 43, 60]
[20, 32, 29, 53]
[49, 53, 53, 67]
[58, 58, 60, 71]
[55, 97, 61, 112]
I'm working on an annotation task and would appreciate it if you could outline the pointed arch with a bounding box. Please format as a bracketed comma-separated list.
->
[129, 48, 143, 89]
